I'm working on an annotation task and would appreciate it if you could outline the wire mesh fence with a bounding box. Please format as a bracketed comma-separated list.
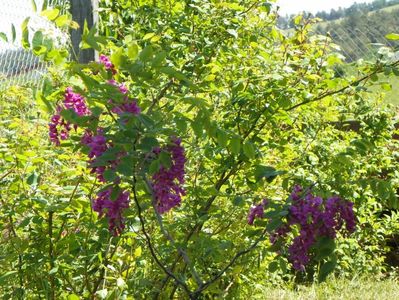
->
[0, 0, 69, 90]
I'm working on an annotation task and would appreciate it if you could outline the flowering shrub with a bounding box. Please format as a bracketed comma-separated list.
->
[249, 185, 356, 274]
[6, 1, 397, 298]
[47, 55, 148, 235]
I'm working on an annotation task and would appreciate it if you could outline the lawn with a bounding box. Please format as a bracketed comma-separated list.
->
[257, 278, 399, 300]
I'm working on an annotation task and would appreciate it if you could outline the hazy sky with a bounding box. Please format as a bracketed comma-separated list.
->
[277, 0, 375, 15]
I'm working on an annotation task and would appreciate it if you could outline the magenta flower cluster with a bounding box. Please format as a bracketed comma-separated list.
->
[93, 187, 130, 236]
[81, 129, 113, 183]
[107, 80, 141, 116]
[48, 88, 91, 145]
[99, 54, 116, 74]
[151, 137, 186, 214]
[48, 55, 143, 235]
[273, 186, 355, 271]
[48, 106, 71, 145]
[247, 199, 268, 225]
[247, 185, 356, 271]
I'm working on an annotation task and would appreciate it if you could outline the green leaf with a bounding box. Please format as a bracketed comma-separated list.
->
[232, 196, 245, 207]
[254, 165, 286, 183]
[314, 237, 336, 261]
[139, 45, 153, 62]
[243, 142, 256, 159]
[159, 151, 172, 169]
[0, 271, 18, 284]
[32, 31, 44, 49]
[27, 172, 39, 186]
[294, 15, 303, 25]
[228, 137, 241, 155]
[67, 295, 80, 300]
[216, 129, 228, 148]
[49, 266, 58, 275]
[31, 0, 37, 12]
[111, 47, 124, 68]
[385, 33, 399, 40]
[103, 170, 117, 182]
[204, 74, 216, 81]
[128, 42, 139, 60]
[266, 219, 283, 232]
[149, 159, 161, 175]
[139, 137, 159, 151]
[41, 9, 60, 21]
[21, 17, 31, 48]
[0, 32, 8, 42]
[55, 15, 70, 28]
[318, 260, 337, 282]
[191, 119, 203, 137]
[268, 261, 279, 273]
[143, 32, 156, 40]
[11, 24, 16, 43]
[160, 66, 187, 81]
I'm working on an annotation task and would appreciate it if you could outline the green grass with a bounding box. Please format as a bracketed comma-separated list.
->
[256, 278, 399, 299]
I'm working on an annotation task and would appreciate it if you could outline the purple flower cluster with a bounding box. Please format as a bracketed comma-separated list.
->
[81, 129, 109, 182]
[64, 87, 91, 116]
[269, 185, 356, 271]
[49, 106, 71, 145]
[93, 187, 130, 236]
[151, 137, 186, 214]
[49, 88, 91, 145]
[49, 55, 140, 236]
[99, 54, 116, 74]
[247, 199, 268, 225]
[108, 80, 141, 116]
[82, 129, 130, 235]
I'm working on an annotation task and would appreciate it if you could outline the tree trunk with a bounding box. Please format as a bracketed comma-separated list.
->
[70, 0, 98, 63]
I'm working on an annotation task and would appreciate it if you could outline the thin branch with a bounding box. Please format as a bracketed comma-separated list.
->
[144, 177, 203, 287]
[56, 176, 83, 242]
[148, 80, 174, 114]
[132, 176, 193, 297]
[193, 227, 268, 296]
[286, 60, 399, 111]
[0, 169, 13, 182]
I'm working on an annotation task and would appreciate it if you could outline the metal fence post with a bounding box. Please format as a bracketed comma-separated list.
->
[70, 0, 98, 63]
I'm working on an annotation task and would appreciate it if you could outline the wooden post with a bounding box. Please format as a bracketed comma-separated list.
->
[70, 0, 98, 63]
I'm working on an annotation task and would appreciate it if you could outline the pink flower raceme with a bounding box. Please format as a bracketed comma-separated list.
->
[64, 87, 91, 116]
[107, 79, 141, 116]
[112, 101, 141, 116]
[99, 54, 116, 74]
[247, 199, 268, 225]
[48, 88, 91, 145]
[49, 105, 72, 145]
[81, 129, 126, 183]
[151, 137, 186, 214]
[93, 186, 130, 236]
[266, 186, 356, 271]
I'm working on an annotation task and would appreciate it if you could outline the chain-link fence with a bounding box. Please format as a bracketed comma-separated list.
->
[0, 0, 69, 90]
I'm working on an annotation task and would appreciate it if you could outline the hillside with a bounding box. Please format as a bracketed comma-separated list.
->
[314, 5, 399, 62]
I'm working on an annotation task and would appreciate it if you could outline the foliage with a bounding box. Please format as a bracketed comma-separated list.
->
[1, 0, 399, 299]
